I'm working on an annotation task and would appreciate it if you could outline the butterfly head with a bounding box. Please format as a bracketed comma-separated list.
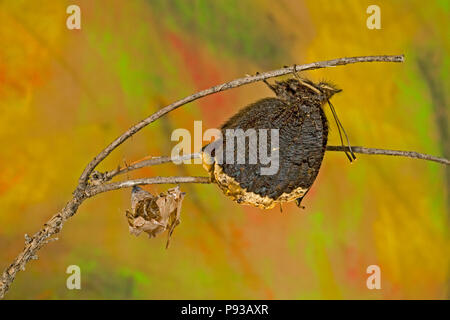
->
[316, 81, 342, 100]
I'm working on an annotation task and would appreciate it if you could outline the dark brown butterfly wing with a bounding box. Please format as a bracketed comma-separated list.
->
[206, 96, 328, 205]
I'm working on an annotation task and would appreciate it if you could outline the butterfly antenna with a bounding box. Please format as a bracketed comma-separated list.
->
[326, 100, 351, 161]
[292, 64, 321, 94]
[327, 99, 356, 161]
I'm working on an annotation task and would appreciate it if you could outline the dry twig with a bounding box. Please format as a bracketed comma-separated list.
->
[326, 146, 450, 165]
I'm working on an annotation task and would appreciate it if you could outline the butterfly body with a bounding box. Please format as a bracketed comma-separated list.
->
[202, 78, 342, 209]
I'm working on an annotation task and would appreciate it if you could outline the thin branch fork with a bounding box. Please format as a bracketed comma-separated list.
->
[326, 146, 450, 165]
[4, 54, 444, 299]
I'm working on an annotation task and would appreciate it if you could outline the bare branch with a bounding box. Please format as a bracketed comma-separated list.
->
[87, 176, 211, 197]
[0, 197, 84, 298]
[104, 153, 200, 181]
[326, 146, 450, 165]
[102, 145, 449, 181]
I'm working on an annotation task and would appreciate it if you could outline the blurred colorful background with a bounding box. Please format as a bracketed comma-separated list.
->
[0, 0, 448, 299]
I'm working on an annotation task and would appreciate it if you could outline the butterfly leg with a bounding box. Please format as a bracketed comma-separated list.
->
[290, 64, 321, 94]
[256, 71, 277, 93]
[295, 189, 311, 209]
